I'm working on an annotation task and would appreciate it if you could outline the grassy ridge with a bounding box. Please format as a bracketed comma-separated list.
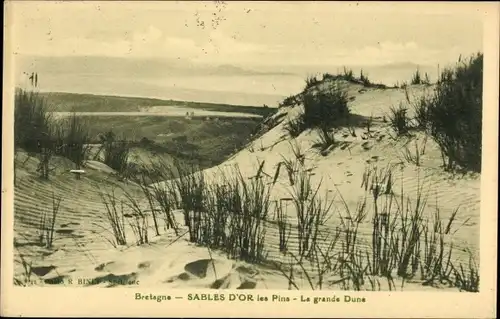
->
[82, 115, 261, 169]
[39, 92, 276, 117]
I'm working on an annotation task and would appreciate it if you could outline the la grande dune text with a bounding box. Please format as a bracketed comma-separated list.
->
[185, 294, 366, 303]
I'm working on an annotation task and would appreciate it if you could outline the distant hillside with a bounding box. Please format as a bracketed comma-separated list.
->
[39, 92, 276, 117]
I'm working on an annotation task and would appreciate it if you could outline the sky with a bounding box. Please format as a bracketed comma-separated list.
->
[8, 1, 486, 69]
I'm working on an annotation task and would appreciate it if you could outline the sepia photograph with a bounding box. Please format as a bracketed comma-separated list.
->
[2, 1, 498, 317]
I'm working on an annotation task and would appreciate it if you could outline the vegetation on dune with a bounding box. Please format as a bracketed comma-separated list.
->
[388, 103, 411, 137]
[273, 159, 478, 291]
[410, 68, 432, 85]
[421, 53, 483, 172]
[393, 53, 483, 173]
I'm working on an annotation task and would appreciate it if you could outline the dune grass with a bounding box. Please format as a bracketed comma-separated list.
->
[411, 53, 483, 172]
[95, 186, 128, 247]
[37, 192, 63, 249]
[388, 103, 412, 137]
[268, 158, 477, 291]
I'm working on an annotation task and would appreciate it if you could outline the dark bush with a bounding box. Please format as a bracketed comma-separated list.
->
[388, 103, 411, 136]
[421, 53, 483, 172]
[302, 84, 350, 129]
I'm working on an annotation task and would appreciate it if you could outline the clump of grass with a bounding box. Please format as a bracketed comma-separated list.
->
[122, 187, 149, 245]
[150, 181, 180, 236]
[419, 204, 458, 286]
[388, 103, 411, 136]
[37, 192, 62, 249]
[14, 76, 74, 180]
[54, 112, 92, 172]
[275, 162, 474, 291]
[284, 116, 307, 138]
[411, 94, 432, 130]
[288, 166, 332, 260]
[96, 186, 127, 247]
[300, 83, 350, 131]
[359, 69, 371, 86]
[411, 68, 431, 85]
[134, 172, 162, 236]
[276, 198, 292, 253]
[304, 75, 321, 90]
[14, 86, 53, 155]
[13, 245, 34, 286]
[314, 127, 337, 155]
[99, 130, 131, 174]
[400, 137, 427, 166]
[169, 161, 206, 241]
[279, 94, 303, 108]
[342, 67, 355, 81]
[288, 140, 306, 166]
[452, 250, 479, 292]
[416, 53, 483, 172]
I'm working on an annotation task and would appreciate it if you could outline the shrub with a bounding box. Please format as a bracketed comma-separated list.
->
[54, 113, 91, 170]
[421, 53, 483, 172]
[302, 84, 350, 129]
[14, 88, 53, 154]
[412, 95, 432, 130]
[388, 103, 411, 136]
[101, 131, 131, 174]
[284, 115, 307, 138]
[14, 87, 55, 179]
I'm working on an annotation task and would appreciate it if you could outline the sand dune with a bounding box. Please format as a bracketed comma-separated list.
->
[13, 81, 479, 291]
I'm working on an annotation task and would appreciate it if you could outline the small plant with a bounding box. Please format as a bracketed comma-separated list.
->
[388, 103, 411, 136]
[284, 115, 306, 138]
[288, 167, 332, 260]
[304, 75, 321, 90]
[348, 125, 357, 137]
[37, 192, 62, 249]
[411, 68, 422, 85]
[276, 198, 292, 253]
[149, 179, 180, 236]
[96, 186, 127, 247]
[359, 69, 371, 86]
[288, 140, 306, 166]
[55, 112, 92, 172]
[365, 114, 374, 135]
[122, 187, 149, 245]
[400, 137, 427, 166]
[452, 250, 479, 292]
[314, 127, 337, 155]
[13, 245, 34, 286]
[100, 131, 131, 174]
[419, 205, 458, 286]
[411, 95, 431, 130]
[134, 172, 162, 236]
[279, 94, 302, 108]
[343, 67, 355, 81]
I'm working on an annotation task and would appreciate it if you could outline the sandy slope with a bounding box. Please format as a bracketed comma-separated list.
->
[13, 81, 479, 291]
